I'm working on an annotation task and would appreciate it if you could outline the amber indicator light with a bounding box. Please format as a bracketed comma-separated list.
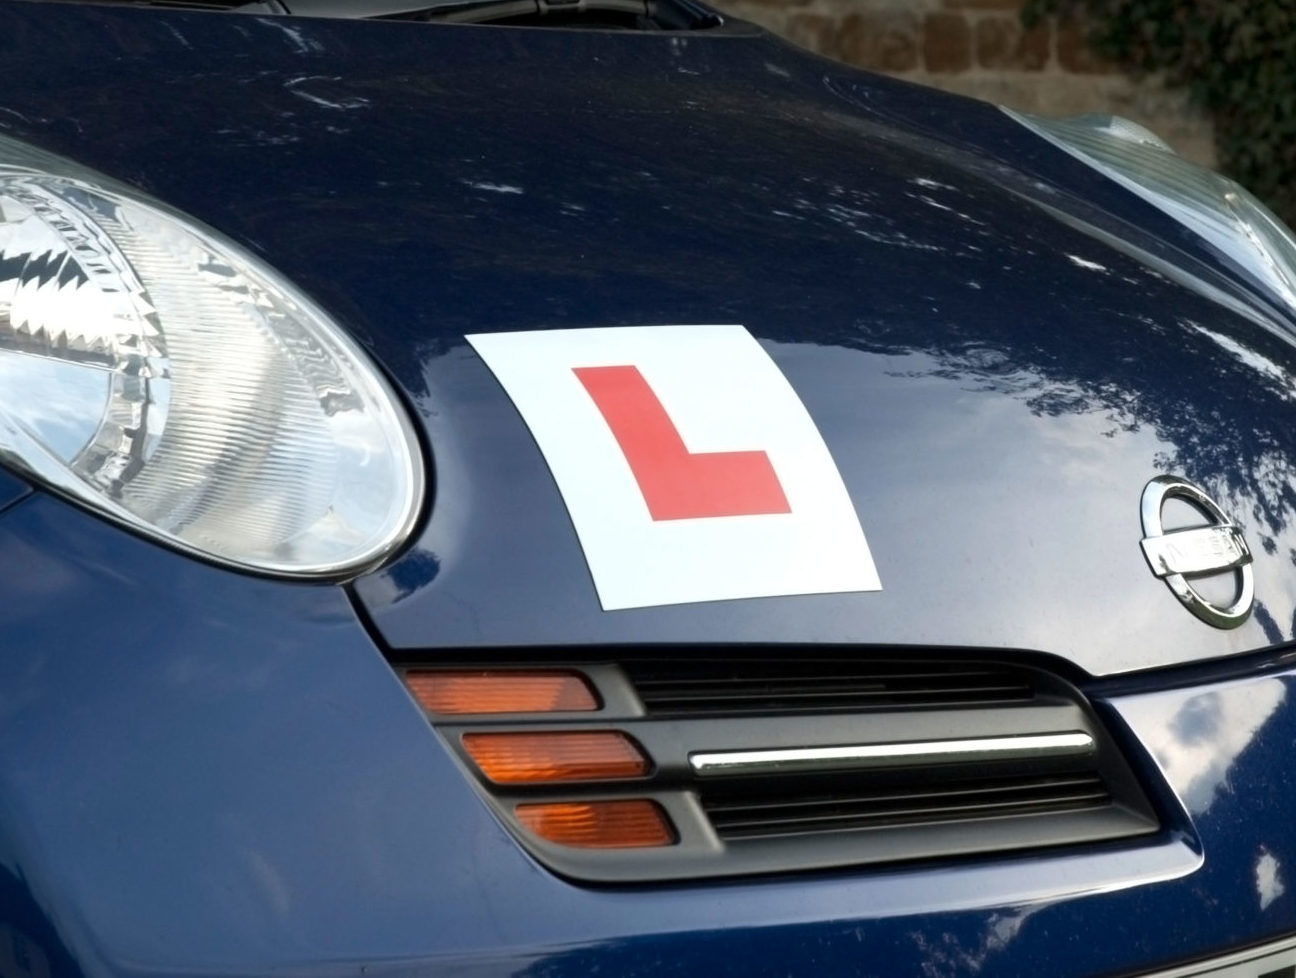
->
[462, 731, 650, 784]
[404, 671, 598, 715]
[516, 800, 676, 848]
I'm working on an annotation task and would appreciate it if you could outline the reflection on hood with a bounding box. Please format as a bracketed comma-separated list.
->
[1118, 677, 1286, 816]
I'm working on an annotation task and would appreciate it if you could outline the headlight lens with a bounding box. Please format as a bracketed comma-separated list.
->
[1004, 109, 1296, 312]
[0, 137, 423, 577]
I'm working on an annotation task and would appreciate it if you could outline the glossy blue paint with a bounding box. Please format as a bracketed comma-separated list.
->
[0, 488, 1291, 977]
[2, 4, 1296, 975]
[0, 0, 1287, 674]
[0, 467, 27, 514]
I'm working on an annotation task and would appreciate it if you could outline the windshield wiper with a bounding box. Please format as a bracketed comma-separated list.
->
[236, 0, 441, 15]
[237, 0, 719, 27]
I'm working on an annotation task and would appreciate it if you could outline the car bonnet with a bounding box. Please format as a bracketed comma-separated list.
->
[0, 1, 1293, 675]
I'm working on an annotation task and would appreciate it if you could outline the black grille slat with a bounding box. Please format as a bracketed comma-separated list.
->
[710, 796, 1109, 836]
[703, 775, 1107, 815]
[632, 668, 1009, 686]
[705, 775, 1112, 839]
[625, 660, 1035, 715]
[637, 686, 1033, 705]
[633, 680, 889, 693]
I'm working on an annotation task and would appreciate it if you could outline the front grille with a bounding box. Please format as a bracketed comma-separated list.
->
[705, 772, 1111, 839]
[396, 651, 1160, 883]
[625, 658, 1034, 715]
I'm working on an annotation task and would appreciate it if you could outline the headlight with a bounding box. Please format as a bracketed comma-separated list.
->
[0, 136, 423, 578]
[1004, 108, 1296, 313]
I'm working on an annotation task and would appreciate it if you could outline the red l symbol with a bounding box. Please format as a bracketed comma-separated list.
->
[573, 364, 791, 521]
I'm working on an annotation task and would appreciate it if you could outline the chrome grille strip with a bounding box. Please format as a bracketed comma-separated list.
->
[689, 732, 1096, 777]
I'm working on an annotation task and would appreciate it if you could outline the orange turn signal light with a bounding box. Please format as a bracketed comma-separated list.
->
[462, 731, 649, 784]
[516, 800, 676, 848]
[404, 670, 598, 715]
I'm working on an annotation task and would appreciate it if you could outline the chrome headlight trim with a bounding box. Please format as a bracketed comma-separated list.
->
[1004, 108, 1296, 314]
[0, 135, 424, 579]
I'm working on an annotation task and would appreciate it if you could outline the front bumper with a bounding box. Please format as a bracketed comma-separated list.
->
[0, 487, 1292, 978]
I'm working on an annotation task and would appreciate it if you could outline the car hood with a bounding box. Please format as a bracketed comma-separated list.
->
[2, 1, 1295, 675]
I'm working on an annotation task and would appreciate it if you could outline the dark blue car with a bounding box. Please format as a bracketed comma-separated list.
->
[1, 2, 1295, 975]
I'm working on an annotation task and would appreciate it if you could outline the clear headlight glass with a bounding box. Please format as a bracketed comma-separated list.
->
[0, 137, 423, 577]
[1004, 108, 1296, 312]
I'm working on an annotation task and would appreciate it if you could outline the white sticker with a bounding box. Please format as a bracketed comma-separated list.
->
[466, 325, 881, 610]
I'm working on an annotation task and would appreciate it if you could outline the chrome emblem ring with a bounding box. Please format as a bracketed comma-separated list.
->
[1139, 475, 1254, 629]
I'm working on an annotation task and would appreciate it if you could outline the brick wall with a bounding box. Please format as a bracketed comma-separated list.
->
[710, 0, 1216, 166]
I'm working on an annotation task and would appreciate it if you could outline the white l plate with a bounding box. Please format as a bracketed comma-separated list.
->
[466, 325, 881, 610]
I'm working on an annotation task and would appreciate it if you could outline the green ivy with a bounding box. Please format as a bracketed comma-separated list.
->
[1022, 0, 1296, 227]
